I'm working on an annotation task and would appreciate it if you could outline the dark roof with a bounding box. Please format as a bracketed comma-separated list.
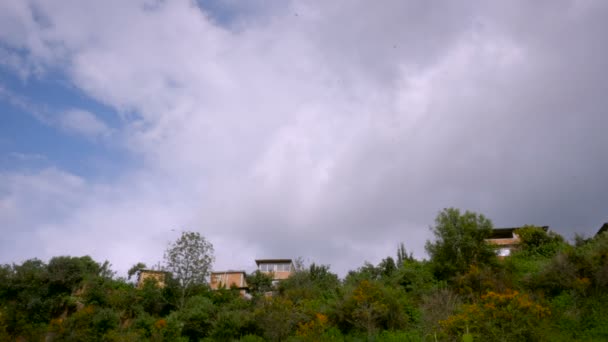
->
[489, 226, 549, 239]
[255, 259, 293, 265]
[596, 223, 608, 236]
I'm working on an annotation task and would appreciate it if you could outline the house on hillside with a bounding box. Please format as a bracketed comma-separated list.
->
[486, 226, 549, 257]
[210, 270, 248, 295]
[137, 270, 168, 288]
[256, 259, 295, 285]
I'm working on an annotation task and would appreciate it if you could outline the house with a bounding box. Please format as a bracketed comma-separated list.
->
[255, 259, 295, 284]
[486, 226, 549, 257]
[137, 269, 168, 288]
[210, 270, 248, 295]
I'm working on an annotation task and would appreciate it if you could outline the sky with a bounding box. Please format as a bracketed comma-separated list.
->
[1, 0, 608, 277]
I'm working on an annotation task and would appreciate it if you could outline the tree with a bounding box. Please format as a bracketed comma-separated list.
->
[246, 271, 274, 298]
[164, 231, 214, 308]
[47, 256, 106, 295]
[338, 280, 413, 338]
[392, 258, 435, 294]
[517, 225, 565, 257]
[254, 297, 303, 341]
[127, 262, 147, 281]
[279, 263, 340, 302]
[378, 257, 397, 278]
[425, 208, 496, 280]
[344, 262, 382, 285]
[396, 242, 414, 266]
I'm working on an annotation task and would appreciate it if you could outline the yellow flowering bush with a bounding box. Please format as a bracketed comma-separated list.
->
[441, 289, 550, 341]
[296, 313, 329, 340]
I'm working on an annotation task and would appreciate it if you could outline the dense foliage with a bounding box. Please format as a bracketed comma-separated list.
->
[1, 208, 608, 341]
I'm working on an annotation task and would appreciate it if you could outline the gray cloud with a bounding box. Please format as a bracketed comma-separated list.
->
[0, 0, 607, 275]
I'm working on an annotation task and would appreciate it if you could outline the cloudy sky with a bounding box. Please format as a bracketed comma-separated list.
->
[1, 0, 607, 276]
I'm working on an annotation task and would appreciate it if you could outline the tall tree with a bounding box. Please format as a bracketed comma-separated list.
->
[164, 231, 214, 308]
[425, 208, 496, 280]
[396, 242, 414, 265]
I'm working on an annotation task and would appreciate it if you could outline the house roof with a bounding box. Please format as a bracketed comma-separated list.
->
[489, 226, 549, 239]
[255, 259, 293, 265]
[140, 269, 168, 274]
[211, 270, 247, 275]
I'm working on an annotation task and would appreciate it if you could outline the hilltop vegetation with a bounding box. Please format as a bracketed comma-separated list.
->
[2, 208, 608, 341]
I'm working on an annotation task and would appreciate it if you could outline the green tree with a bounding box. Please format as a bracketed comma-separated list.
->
[517, 225, 565, 257]
[164, 231, 214, 309]
[47, 255, 110, 298]
[338, 280, 414, 338]
[5, 259, 52, 337]
[392, 258, 435, 295]
[378, 257, 397, 278]
[246, 271, 274, 298]
[127, 262, 147, 281]
[254, 297, 303, 341]
[425, 208, 496, 280]
[344, 262, 382, 285]
[279, 263, 339, 302]
[178, 295, 216, 341]
[396, 242, 414, 266]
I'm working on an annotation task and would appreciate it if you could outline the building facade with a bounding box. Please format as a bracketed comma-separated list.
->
[210, 270, 248, 294]
[255, 259, 295, 284]
[137, 270, 167, 288]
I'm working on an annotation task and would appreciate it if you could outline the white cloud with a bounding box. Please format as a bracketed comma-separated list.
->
[58, 109, 111, 138]
[0, 168, 86, 262]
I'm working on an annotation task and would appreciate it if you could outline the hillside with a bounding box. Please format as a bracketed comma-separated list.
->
[2, 209, 608, 341]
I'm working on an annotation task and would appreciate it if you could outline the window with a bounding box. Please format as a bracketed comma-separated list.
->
[260, 263, 292, 272]
[277, 263, 291, 272]
[260, 263, 276, 272]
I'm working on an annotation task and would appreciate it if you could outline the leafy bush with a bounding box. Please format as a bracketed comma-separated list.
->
[441, 289, 550, 341]
[375, 330, 422, 342]
[517, 226, 566, 257]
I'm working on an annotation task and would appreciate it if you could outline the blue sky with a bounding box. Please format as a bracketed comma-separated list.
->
[1, 0, 608, 276]
[0, 0, 251, 182]
[0, 64, 132, 180]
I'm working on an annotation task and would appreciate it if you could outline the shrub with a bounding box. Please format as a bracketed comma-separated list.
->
[441, 289, 550, 341]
